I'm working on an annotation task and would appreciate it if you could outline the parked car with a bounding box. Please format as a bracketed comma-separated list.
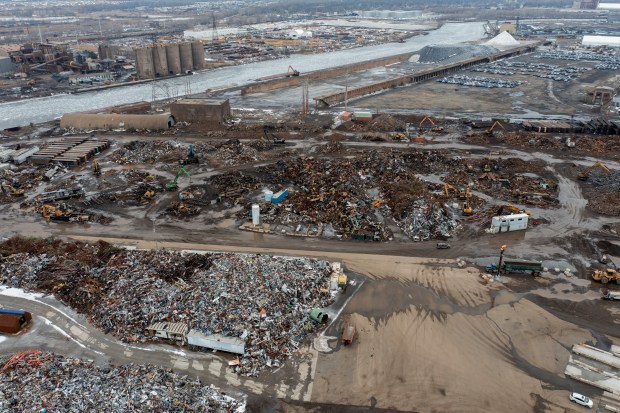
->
[569, 392, 593, 409]
[436, 242, 451, 249]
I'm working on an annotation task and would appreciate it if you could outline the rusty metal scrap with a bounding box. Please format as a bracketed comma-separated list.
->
[0, 351, 244, 412]
[0, 238, 334, 376]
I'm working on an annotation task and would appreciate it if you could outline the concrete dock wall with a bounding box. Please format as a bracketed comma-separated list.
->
[240, 53, 413, 96]
[314, 44, 538, 107]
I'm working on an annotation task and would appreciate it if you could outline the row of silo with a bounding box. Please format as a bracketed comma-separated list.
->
[134, 41, 205, 79]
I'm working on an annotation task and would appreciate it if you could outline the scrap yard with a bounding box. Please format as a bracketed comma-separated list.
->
[1, 3, 620, 412]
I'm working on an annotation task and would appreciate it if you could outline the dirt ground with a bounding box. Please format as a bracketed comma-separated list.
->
[311, 256, 603, 413]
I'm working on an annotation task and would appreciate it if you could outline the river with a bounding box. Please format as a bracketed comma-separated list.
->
[0, 22, 485, 130]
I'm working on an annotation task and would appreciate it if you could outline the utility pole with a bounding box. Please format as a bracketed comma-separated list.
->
[497, 244, 507, 279]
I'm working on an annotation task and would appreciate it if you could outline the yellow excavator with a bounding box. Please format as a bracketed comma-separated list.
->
[486, 120, 505, 136]
[443, 183, 459, 197]
[577, 161, 611, 181]
[1, 183, 25, 197]
[92, 159, 101, 176]
[41, 204, 73, 222]
[420, 115, 444, 132]
[462, 187, 474, 216]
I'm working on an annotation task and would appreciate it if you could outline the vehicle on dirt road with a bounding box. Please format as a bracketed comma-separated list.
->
[486, 260, 543, 276]
[569, 392, 593, 408]
[602, 289, 620, 301]
[436, 242, 451, 249]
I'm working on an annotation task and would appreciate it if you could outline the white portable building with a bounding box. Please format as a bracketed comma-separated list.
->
[489, 213, 529, 234]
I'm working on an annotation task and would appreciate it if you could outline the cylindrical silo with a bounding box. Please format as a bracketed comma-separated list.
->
[252, 204, 260, 226]
[191, 41, 204, 70]
[264, 190, 273, 202]
[166, 43, 181, 75]
[179, 42, 193, 73]
[134, 46, 155, 79]
[152, 44, 168, 77]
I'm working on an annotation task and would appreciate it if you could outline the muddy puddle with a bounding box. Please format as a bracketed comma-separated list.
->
[345, 278, 499, 321]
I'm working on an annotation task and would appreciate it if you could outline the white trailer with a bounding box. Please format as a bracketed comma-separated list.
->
[187, 330, 245, 355]
[488, 213, 529, 234]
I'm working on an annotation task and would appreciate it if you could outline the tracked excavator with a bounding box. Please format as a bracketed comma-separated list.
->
[577, 161, 611, 181]
[165, 167, 191, 191]
[41, 204, 73, 222]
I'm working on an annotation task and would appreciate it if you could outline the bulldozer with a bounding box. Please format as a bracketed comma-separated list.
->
[577, 161, 611, 181]
[592, 268, 620, 284]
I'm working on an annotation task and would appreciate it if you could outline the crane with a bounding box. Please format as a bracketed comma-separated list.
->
[165, 167, 191, 191]
[578, 161, 611, 181]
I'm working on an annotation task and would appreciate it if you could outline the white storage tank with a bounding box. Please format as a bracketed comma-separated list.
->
[264, 189, 273, 202]
[252, 204, 260, 226]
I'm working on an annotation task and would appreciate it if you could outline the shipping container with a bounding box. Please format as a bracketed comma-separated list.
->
[271, 188, 289, 204]
[187, 330, 245, 355]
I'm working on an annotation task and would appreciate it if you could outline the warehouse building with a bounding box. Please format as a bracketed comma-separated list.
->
[60, 113, 175, 130]
[170, 98, 231, 124]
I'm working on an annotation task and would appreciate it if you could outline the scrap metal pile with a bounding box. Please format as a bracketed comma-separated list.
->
[242, 150, 461, 241]
[205, 139, 263, 167]
[112, 140, 184, 164]
[446, 157, 559, 207]
[471, 60, 588, 81]
[0, 238, 334, 376]
[438, 74, 523, 88]
[586, 170, 620, 216]
[0, 351, 244, 412]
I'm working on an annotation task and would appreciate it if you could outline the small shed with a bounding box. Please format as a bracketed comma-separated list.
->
[187, 330, 245, 355]
[489, 213, 529, 234]
[170, 98, 231, 124]
[145, 322, 188, 342]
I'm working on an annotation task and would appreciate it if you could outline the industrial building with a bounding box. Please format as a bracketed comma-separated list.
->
[134, 41, 205, 79]
[585, 85, 616, 105]
[60, 113, 175, 130]
[170, 98, 231, 124]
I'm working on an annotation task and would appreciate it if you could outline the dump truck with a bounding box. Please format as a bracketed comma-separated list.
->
[486, 260, 544, 276]
[592, 268, 620, 284]
[342, 322, 356, 345]
[602, 289, 620, 301]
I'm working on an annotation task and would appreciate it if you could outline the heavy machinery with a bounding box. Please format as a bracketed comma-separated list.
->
[1, 183, 24, 197]
[92, 159, 101, 176]
[461, 188, 474, 216]
[443, 183, 459, 197]
[577, 161, 611, 181]
[40, 204, 73, 222]
[592, 268, 620, 284]
[263, 126, 286, 144]
[486, 260, 543, 276]
[179, 144, 199, 165]
[497, 204, 532, 217]
[255, 65, 300, 82]
[419, 116, 443, 132]
[602, 289, 620, 301]
[143, 190, 155, 199]
[486, 120, 505, 136]
[165, 167, 190, 191]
